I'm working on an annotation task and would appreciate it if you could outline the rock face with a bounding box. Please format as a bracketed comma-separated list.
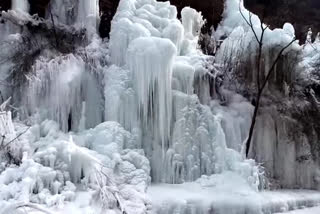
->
[99, 0, 120, 38]
[244, 0, 320, 42]
[0, 1, 11, 11]
[28, 0, 50, 18]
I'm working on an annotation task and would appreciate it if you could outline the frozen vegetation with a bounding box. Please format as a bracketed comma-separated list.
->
[0, 0, 320, 213]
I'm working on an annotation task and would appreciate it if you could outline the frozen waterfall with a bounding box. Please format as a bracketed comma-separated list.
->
[107, 0, 259, 184]
[2, 0, 320, 213]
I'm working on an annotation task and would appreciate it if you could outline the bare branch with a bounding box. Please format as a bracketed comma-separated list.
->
[238, 0, 297, 157]
[2, 126, 30, 148]
[259, 38, 296, 92]
[239, 1, 260, 45]
[16, 203, 54, 214]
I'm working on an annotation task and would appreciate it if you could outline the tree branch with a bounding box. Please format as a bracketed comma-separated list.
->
[2, 127, 30, 148]
[259, 38, 296, 92]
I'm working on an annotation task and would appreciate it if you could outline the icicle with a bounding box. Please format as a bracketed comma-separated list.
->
[315, 32, 320, 44]
[21, 54, 103, 132]
[127, 37, 176, 181]
[305, 28, 313, 44]
[77, 0, 100, 38]
[78, 101, 86, 131]
[12, 0, 30, 13]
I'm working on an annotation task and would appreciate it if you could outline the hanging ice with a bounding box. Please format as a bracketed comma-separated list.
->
[11, 0, 30, 13]
[21, 54, 103, 132]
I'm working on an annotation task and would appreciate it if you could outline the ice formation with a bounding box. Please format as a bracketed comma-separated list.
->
[49, 0, 99, 37]
[11, 0, 29, 13]
[107, 0, 260, 184]
[214, 0, 320, 191]
[21, 54, 103, 132]
[1, 0, 320, 213]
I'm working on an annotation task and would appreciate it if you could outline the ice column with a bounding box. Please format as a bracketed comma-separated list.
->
[12, 0, 30, 13]
[127, 37, 177, 181]
[77, 0, 100, 36]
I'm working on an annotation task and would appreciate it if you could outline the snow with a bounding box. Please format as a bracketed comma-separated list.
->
[149, 182, 320, 214]
[279, 206, 320, 214]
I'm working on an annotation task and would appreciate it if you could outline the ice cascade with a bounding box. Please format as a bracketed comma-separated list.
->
[108, 0, 259, 184]
[0, 0, 269, 212]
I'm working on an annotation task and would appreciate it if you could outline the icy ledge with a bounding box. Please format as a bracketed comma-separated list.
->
[149, 174, 320, 214]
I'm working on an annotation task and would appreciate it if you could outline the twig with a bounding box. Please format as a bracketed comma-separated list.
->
[16, 203, 54, 214]
[2, 126, 30, 148]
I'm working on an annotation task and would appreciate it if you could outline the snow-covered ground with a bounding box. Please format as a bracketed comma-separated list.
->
[149, 181, 320, 214]
[279, 206, 320, 214]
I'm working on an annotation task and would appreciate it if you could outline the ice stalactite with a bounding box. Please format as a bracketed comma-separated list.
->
[21, 54, 103, 132]
[76, 0, 99, 37]
[127, 37, 176, 181]
[11, 0, 29, 13]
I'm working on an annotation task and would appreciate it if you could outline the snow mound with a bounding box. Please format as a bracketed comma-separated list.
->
[0, 117, 150, 214]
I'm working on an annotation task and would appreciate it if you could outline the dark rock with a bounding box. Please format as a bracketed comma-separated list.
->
[99, 0, 120, 38]
[28, 0, 51, 18]
[0, 1, 11, 12]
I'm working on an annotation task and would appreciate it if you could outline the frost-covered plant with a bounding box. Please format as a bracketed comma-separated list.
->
[94, 166, 127, 213]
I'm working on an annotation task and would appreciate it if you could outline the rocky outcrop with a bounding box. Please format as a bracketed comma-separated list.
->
[99, 0, 120, 38]
[0, 1, 11, 12]
[28, 0, 50, 18]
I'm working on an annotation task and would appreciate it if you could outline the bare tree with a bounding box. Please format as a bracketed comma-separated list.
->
[239, 2, 296, 157]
